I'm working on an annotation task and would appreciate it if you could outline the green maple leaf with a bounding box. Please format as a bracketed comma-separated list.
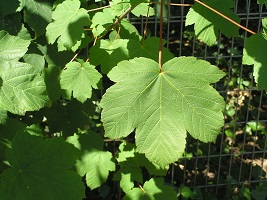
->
[67, 132, 116, 190]
[113, 143, 143, 192]
[89, 39, 138, 73]
[90, 8, 115, 37]
[19, 0, 53, 36]
[0, 132, 85, 200]
[110, 0, 154, 17]
[114, 163, 143, 192]
[60, 61, 102, 103]
[186, 0, 240, 46]
[78, 150, 115, 189]
[242, 32, 267, 90]
[131, 3, 155, 17]
[123, 178, 177, 200]
[0, 31, 50, 115]
[101, 57, 225, 167]
[46, 0, 90, 50]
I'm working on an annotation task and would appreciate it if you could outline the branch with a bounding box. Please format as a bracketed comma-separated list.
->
[194, 0, 256, 35]
[113, 5, 137, 25]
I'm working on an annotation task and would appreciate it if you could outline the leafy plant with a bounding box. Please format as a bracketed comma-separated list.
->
[0, 0, 266, 199]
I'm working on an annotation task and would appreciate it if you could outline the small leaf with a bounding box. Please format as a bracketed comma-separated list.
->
[0, 132, 85, 200]
[60, 62, 102, 103]
[242, 32, 267, 90]
[101, 57, 225, 167]
[90, 8, 115, 37]
[80, 150, 115, 190]
[114, 143, 143, 192]
[89, 39, 139, 73]
[115, 163, 143, 192]
[119, 19, 142, 40]
[67, 132, 115, 190]
[131, 3, 154, 17]
[186, 0, 240, 46]
[123, 178, 177, 200]
[46, 0, 90, 50]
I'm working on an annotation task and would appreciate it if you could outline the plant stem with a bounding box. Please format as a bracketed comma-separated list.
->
[158, 0, 163, 71]
[114, 6, 137, 25]
[194, 0, 256, 35]
[87, 5, 110, 12]
[69, 49, 82, 63]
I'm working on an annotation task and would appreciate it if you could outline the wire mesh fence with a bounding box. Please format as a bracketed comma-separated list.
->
[122, 0, 267, 197]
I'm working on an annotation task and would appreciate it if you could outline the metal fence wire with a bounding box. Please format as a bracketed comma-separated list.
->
[122, 0, 267, 197]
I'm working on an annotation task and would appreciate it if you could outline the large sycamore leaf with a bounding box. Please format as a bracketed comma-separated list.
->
[67, 132, 116, 190]
[242, 32, 267, 90]
[101, 57, 225, 167]
[46, 0, 90, 50]
[60, 62, 102, 103]
[0, 132, 85, 200]
[0, 31, 50, 115]
[186, 0, 240, 46]
[123, 178, 176, 200]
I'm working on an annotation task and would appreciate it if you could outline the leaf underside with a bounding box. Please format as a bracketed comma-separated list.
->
[101, 57, 225, 167]
[60, 62, 102, 103]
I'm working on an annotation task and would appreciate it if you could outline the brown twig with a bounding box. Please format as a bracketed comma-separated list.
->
[194, 0, 256, 35]
[158, 0, 163, 71]
[87, 5, 110, 12]
[114, 26, 121, 41]
[67, 49, 82, 66]
[142, 5, 150, 44]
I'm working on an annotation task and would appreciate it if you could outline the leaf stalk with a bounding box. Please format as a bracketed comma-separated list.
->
[158, 0, 164, 71]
